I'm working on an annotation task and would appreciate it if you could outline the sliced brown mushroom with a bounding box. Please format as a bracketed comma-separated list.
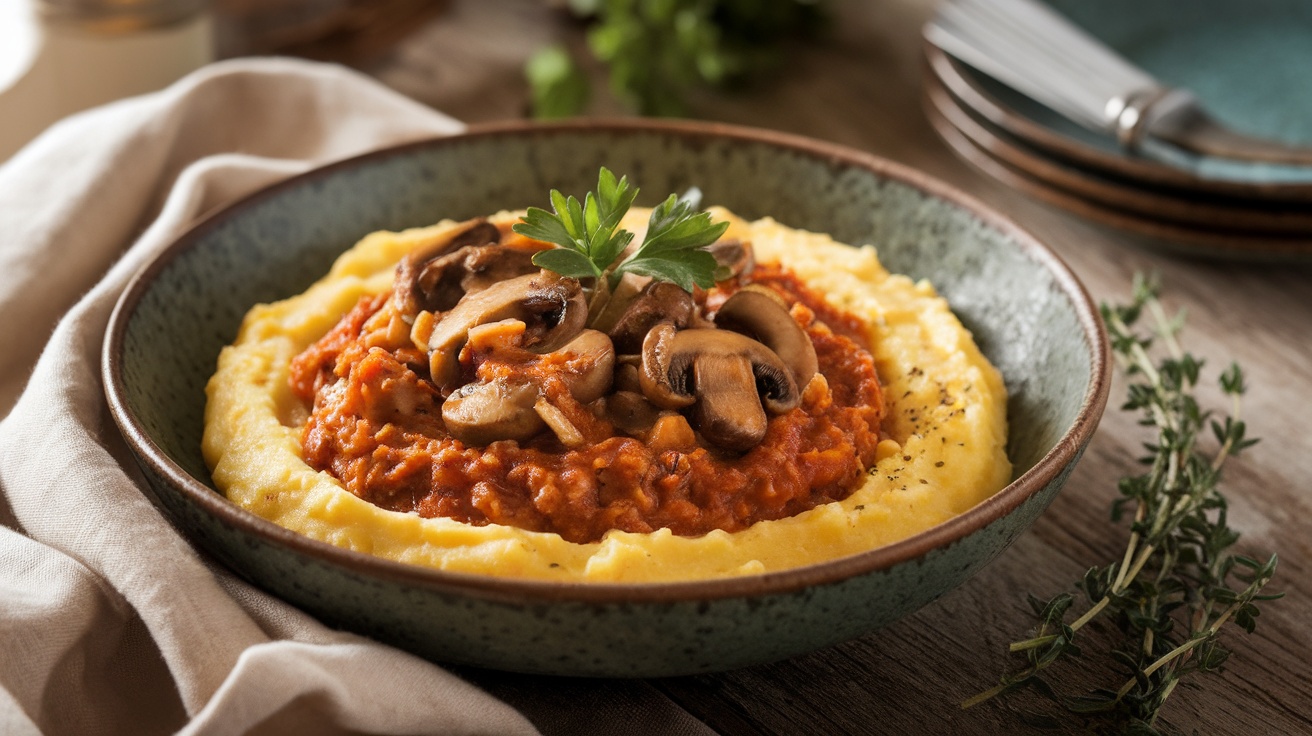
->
[533, 398, 586, 448]
[714, 285, 818, 389]
[424, 271, 586, 390]
[587, 272, 650, 333]
[458, 243, 545, 293]
[605, 281, 696, 353]
[440, 329, 615, 446]
[604, 362, 662, 434]
[393, 218, 502, 315]
[401, 244, 540, 315]
[442, 378, 543, 446]
[553, 328, 616, 404]
[639, 324, 800, 452]
[613, 361, 643, 393]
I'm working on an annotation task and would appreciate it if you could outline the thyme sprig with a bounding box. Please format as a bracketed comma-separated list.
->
[512, 167, 729, 294]
[965, 274, 1281, 732]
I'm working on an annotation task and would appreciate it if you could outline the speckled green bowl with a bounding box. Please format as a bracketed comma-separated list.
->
[104, 120, 1109, 677]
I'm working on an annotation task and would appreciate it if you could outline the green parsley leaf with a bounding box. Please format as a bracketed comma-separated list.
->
[515, 205, 578, 252]
[511, 167, 727, 295]
[530, 247, 601, 280]
[617, 249, 720, 293]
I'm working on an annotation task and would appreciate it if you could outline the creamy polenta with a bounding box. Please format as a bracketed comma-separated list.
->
[203, 209, 1010, 582]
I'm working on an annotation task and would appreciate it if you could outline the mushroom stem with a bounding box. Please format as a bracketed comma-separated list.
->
[638, 325, 800, 451]
[690, 353, 769, 452]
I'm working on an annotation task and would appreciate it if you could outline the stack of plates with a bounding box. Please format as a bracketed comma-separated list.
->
[922, 0, 1312, 259]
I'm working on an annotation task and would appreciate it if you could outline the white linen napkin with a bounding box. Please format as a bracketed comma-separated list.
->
[0, 57, 542, 736]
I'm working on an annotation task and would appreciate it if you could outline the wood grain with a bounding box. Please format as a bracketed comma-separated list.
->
[226, 0, 1312, 732]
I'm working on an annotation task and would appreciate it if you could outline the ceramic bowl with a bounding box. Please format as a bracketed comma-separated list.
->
[103, 120, 1109, 677]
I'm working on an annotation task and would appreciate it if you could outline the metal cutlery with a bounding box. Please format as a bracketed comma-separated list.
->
[925, 0, 1312, 168]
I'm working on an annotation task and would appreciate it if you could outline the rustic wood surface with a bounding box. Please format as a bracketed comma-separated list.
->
[222, 0, 1312, 733]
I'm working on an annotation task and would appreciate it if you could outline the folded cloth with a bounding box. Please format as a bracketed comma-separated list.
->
[0, 58, 542, 736]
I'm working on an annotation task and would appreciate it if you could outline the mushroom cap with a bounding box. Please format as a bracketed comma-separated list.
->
[605, 390, 662, 435]
[438, 329, 614, 447]
[639, 325, 801, 451]
[441, 378, 543, 446]
[406, 244, 540, 314]
[714, 285, 818, 389]
[605, 281, 696, 354]
[425, 271, 586, 390]
[637, 323, 696, 410]
[393, 218, 502, 315]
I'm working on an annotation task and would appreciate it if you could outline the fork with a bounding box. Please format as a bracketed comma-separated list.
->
[925, 0, 1312, 168]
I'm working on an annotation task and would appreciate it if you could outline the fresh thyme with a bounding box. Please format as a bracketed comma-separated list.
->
[965, 274, 1281, 733]
[512, 167, 729, 293]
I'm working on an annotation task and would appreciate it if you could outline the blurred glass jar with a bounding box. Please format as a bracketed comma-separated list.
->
[0, 0, 214, 161]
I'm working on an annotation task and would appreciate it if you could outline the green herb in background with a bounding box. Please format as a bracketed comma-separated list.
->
[525, 44, 590, 120]
[527, 0, 828, 118]
[512, 167, 728, 296]
[964, 274, 1281, 733]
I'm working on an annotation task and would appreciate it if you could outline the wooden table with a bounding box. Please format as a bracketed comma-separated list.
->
[224, 1, 1312, 732]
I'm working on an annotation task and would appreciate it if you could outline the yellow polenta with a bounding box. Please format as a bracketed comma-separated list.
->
[203, 209, 1011, 582]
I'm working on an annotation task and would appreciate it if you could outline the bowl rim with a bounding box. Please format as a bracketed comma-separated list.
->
[103, 117, 1111, 605]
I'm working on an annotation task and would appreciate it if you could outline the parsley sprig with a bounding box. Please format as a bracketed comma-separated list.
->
[512, 167, 730, 293]
[965, 274, 1281, 733]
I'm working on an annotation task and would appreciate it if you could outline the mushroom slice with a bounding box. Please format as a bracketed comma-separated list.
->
[442, 378, 543, 446]
[714, 285, 818, 389]
[639, 325, 800, 451]
[605, 281, 696, 354]
[613, 362, 643, 393]
[515, 272, 589, 353]
[440, 329, 614, 447]
[457, 243, 543, 294]
[424, 271, 586, 390]
[588, 272, 651, 334]
[405, 244, 540, 315]
[393, 218, 502, 315]
[606, 390, 661, 435]
[555, 329, 616, 404]
[534, 398, 585, 448]
[637, 324, 696, 410]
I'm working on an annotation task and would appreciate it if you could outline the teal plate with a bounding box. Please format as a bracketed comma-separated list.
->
[103, 120, 1109, 677]
[944, 0, 1312, 196]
